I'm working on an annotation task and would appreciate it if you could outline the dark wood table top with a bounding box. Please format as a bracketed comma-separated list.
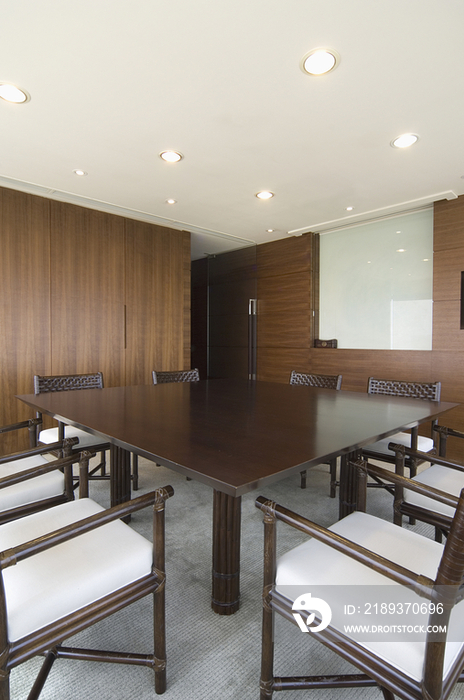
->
[17, 379, 458, 497]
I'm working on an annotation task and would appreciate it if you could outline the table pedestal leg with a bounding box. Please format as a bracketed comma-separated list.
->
[211, 490, 241, 615]
[339, 449, 361, 519]
[110, 445, 131, 508]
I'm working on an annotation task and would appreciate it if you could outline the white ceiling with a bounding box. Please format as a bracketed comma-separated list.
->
[2, 0, 464, 259]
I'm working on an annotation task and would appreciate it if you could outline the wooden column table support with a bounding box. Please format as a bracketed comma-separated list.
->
[211, 491, 241, 615]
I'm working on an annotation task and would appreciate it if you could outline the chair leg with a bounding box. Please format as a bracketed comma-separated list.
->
[329, 459, 337, 498]
[260, 598, 275, 699]
[27, 650, 58, 700]
[379, 686, 396, 700]
[0, 671, 9, 700]
[132, 454, 139, 491]
[99, 450, 106, 476]
[300, 470, 307, 489]
[153, 587, 166, 694]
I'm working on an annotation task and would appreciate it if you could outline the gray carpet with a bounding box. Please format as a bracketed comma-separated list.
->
[9, 458, 464, 700]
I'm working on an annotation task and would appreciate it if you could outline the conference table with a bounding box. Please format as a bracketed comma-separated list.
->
[17, 379, 457, 615]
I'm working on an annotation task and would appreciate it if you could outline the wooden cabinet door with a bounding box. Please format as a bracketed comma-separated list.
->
[50, 202, 126, 386]
[124, 220, 190, 386]
[0, 188, 51, 453]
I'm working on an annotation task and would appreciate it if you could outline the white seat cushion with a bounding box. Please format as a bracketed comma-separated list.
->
[275, 511, 464, 682]
[39, 425, 107, 449]
[0, 498, 153, 641]
[363, 431, 434, 457]
[0, 455, 64, 513]
[405, 464, 464, 518]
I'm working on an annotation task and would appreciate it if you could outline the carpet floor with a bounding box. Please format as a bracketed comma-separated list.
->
[9, 457, 464, 700]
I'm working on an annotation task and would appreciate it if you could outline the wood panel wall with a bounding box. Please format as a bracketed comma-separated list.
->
[255, 200, 464, 462]
[0, 187, 190, 454]
[257, 233, 317, 381]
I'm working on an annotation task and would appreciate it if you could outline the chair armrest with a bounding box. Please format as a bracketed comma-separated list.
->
[0, 418, 41, 448]
[0, 449, 93, 490]
[354, 458, 461, 511]
[388, 442, 464, 473]
[0, 418, 40, 435]
[433, 425, 464, 458]
[0, 486, 174, 569]
[0, 437, 79, 466]
[255, 495, 436, 599]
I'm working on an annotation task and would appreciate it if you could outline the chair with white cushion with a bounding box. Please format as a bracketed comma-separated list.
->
[0, 438, 92, 525]
[362, 377, 441, 481]
[0, 417, 92, 525]
[389, 441, 464, 541]
[255, 460, 464, 700]
[34, 372, 139, 490]
[0, 484, 174, 699]
[289, 370, 343, 494]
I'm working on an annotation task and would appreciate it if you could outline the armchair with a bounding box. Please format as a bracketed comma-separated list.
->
[289, 370, 343, 494]
[255, 462, 464, 700]
[0, 485, 173, 698]
[362, 377, 441, 477]
[34, 372, 139, 490]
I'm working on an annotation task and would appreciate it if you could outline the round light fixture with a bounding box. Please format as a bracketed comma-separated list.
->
[73, 169, 87, 176]
[345, 206, 354, 211]
[391, 133, 419, 149]
[0, 83, 30, 103]
[159, 150, 183, 163]
[166, 198, 177, 204]
[301, 48, 339, 76]
[256, 191, 274, 200]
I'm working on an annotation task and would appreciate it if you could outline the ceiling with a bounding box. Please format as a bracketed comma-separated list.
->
[2, 0, 464, 259]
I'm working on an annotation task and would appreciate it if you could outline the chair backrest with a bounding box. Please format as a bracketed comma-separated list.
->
[289, 370, 342, 390]
[367, 377, 441, 401]
[152, 369, 200, 385]
[34, 372, 104, 394]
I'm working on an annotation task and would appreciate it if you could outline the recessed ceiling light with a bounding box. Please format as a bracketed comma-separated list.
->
[423, 258, 430, 262]
[256, 191, 274, 200]
[391, 133, 419, 149]
[159, 150, 183, 163]
[166, 198, 177, 204]
[73, 169, 87, 176]
[301, 48, 340, 76]
[0, 83, 30, 103]
[396, 249, 406, 253]
[345, 206, 354, 211]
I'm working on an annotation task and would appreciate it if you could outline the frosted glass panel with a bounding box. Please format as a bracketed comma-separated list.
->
[319, 209, 433, 350]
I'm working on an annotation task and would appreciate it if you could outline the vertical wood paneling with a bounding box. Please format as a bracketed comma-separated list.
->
[1, 189, 190, 454]
[434, 197, 464, 251]
[50, 202, 126, 386]
[125, 219, 190, 386]
[257, 235, 314, 381]
[0, 188, 51, 452]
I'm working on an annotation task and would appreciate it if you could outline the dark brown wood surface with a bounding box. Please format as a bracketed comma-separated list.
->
[0, 188, 52, 453]
[17, 379, 457, 497]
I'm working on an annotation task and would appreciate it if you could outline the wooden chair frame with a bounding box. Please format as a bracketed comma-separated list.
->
[152, 368, 200, 384]
[0, 485, 173, 699]
[34, 372, 139, 490]
[289, 371, 342, 494]
[363, 377, 441, 477]
[256, 459, 464, 700]
[388, 442, 464, 539]
[0, 439, 92, 525]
